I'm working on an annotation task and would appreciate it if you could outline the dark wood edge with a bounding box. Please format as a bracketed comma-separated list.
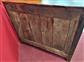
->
[67, 12, 84, 61]
[21, 39, 68, 60]
[2, 1, 84, 8]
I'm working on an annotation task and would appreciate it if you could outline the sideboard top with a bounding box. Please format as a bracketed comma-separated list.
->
[2, 0, 84, 8]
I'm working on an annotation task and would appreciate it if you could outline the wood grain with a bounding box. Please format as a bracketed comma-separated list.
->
[53, 18, 69, 51]
[40, 16, 47, 45]
[28, 14, 42, 44]
[64, 15, 81, 53]
[47, 17, 53, 47]
[19, 13, 34, 41]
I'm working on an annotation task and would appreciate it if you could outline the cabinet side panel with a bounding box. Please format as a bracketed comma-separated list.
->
[67, 14, 84, 61]
[64, 14, 81, 53]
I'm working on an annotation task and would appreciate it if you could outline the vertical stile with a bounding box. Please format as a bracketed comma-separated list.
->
[29, 14, 42, 43]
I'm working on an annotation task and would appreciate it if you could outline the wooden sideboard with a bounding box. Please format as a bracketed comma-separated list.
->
[3, 2, 84, 62]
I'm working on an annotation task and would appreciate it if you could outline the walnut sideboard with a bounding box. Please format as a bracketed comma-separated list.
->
[3, 1, 84, 62]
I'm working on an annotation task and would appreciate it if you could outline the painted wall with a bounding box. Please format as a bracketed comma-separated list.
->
[42, 0, 84, 7]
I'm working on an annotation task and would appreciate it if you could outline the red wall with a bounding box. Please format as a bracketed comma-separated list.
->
[0, 2, 19, 62]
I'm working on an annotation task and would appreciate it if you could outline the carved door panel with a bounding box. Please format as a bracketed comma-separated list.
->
[3, 2, 84, 62]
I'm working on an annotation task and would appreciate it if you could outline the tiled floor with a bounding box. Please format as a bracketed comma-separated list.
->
[19, 32, 84, 62]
